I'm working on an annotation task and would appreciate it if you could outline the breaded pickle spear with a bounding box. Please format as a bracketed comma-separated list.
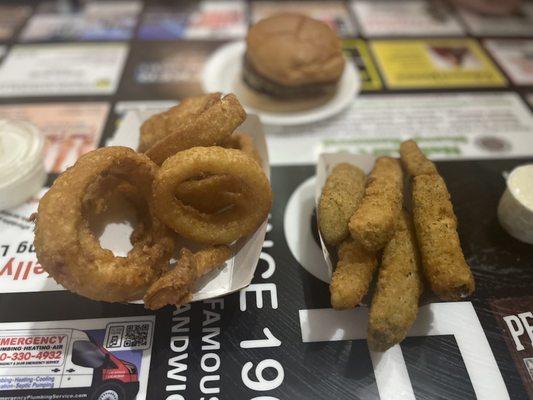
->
[400, 140, 475, 300]
[330, 238, 378, 309]
[399, 140, 438, 177]
[368, 211, 423, 352]
[349, 157, 403, 252]
[318, 163, 366, 247]
[412, 174, 474, 300]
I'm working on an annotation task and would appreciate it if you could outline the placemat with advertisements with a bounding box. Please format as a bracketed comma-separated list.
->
[0, 1, 532, 399]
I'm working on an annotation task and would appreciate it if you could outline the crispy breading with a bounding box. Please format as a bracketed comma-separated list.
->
[330, 238, 378, 309]
[138, 93, 221, 152]
[144, 246, 232, 310]
[412, 174, 475, 300]
[175, 174, 245, 214]
[153, 147, 272, 245]
[399, 140, 438, 177]
[222, 132, 262, 164]
[33, 147, 175, 303]
[318, 163, 366, 247]
[349, 157, 403, 252]
[368, 211, 423, 352]
[143, 93, 246, 165]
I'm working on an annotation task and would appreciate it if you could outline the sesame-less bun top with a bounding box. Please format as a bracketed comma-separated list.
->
[245, 13, 345, 87]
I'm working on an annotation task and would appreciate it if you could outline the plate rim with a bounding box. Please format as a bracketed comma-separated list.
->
[202, 40, 360, 126]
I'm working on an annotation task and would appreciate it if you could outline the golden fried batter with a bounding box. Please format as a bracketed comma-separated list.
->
[175, 175, 245, 215]
[349, 157, 403, 252]
[368, 211, 423, 352]
[153, 147, 272, 245]
[399, 140, 438, 177]
[412, 174, 475, 300]
[33, 147, 175, 303]
[318, 163, 366, 247]
[138, 93, 221, 152]
[144, 246, 232, 310]
[330, 238, 378, 309]
[222, 132, 262, 164]
[144, 93, 246, 165]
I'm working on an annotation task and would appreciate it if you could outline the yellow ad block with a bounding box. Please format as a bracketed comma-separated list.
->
[371, 39, 507, 88]
[343, 39, 382, 91]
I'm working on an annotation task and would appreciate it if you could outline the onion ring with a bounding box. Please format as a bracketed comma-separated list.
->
[143, 246, 232, 310]
[144, 93, 246, 165]
[34, 146, 175, 302]
[175, 174, 245, 214]
[153, 146, 272, 244]
[138, 93, 222, 153]
[222, 132, 262, 164]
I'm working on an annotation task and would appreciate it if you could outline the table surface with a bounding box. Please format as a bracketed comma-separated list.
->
[0, 1, 532, 399]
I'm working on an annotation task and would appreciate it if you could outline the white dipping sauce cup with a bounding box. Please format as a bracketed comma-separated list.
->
[497, 164, 533, 244]
[0, 119, 46, 210]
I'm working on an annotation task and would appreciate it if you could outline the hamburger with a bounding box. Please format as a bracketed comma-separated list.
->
[243, 13, 345, 99]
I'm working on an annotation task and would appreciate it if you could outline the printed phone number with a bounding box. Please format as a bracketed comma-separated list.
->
[0, 351, 62, 362]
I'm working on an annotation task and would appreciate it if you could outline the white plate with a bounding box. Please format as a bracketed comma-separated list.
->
[202, 41, 360, 126]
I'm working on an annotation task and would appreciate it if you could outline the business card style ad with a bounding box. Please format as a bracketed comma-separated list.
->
[490, 297, 533, 399]
[0, 102, 109, 174]
[0, 44, 129, 97]
[485, 40, 533, 86]
[371, 39, 507, 89]
[343, 39, 382, 90]
[251, 1, 356, 36]
[138, 1, 247, 40]
[458, 3, 533, 36]
[351, 0, 464, 37]
[0, 316, 154, 399]
[120, 41, 220, 98]
[20, 1, 141, 42]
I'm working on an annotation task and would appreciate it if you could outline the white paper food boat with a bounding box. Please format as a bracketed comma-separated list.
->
[108, 110, 270, 303]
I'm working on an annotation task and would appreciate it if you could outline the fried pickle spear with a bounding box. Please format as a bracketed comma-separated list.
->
[144, 246, 232, 310]
[399, 140, 438, 176]
[368, 211, 423, 352]
[349, 157, 403, 252]
[400, 139, 475, 300]
[412, 174, 475, 300]
[144, 93, 246, 165]
[330, 238, 378, 309]
[318, 163, 366, 247]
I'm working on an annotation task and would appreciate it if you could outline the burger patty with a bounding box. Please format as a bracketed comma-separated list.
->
[242, 56, 339, 99]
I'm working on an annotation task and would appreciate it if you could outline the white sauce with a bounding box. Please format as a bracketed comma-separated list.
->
[509, 164, 533, 211]
[0, 119, 46, 210]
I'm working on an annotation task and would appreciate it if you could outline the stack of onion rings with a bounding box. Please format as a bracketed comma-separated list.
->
[33, 93, 271, 309]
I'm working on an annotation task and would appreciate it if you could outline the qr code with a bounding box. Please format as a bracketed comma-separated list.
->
[104, 320, 153, 351]
[106, 326, 124, 348]
[124, 323, 150, 348]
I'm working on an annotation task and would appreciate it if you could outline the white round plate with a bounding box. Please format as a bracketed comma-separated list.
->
[202, 41, 360, 126]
